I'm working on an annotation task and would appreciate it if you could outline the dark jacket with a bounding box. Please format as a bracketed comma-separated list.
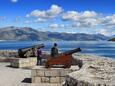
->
[51, 46, 58, 57]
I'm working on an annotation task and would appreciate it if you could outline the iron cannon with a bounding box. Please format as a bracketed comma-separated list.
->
[18, 44, 44, 58]
[45, 47, 81, 68]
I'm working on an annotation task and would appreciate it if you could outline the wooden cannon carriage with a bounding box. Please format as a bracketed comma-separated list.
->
[45, 48, 81, 68]
[18, 44, 44, 58]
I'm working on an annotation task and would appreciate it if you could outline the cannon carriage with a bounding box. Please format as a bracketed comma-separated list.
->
[45, 48, 81, 68]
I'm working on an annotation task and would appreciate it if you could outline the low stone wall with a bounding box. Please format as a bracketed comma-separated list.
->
[0, 50, 18, 57]
[31, 66, 78, 83]
[10, 57, 37, 68]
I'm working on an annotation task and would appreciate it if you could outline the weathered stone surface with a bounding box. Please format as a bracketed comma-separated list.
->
[10, 57, 37, 68]
[31, 66, 78, 83]
[60, 77, 66, 83]
[36, 69, 45, 76]
[31, 69, 36, 77]
[45, 69, 60, 77]
[41, 77, 50, 83]
[50, 77, 60, 83]
[33, 77, 41, 83]
[60, 69, 71, 77]
[63, 54, 115, 86]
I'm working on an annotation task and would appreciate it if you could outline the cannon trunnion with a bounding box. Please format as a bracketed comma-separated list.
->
[45, 48, 81, 68]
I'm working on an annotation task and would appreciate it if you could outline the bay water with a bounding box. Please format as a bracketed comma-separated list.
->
[0, 41, 115, 58]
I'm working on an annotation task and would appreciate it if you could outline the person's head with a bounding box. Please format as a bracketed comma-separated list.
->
[54, 43, 57, 47]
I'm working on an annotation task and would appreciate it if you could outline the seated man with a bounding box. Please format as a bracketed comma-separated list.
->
[51, 43, 59, 57]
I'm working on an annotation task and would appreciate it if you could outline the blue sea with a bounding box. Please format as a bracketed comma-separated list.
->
[0, 41, 115, 58]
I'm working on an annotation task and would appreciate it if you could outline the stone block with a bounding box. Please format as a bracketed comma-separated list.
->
[45, 69, 59, 77]
[31, 69, 37, 77]
[41, 77, 50, 83]
[36, 69, 45, 76]
[50, 77, 60, 83]
[30, 62, 36, 66]
[60, 77, 65, 83]
[60, 69, 71, 76]
[30, 58, 37, 62]
[33, 77, 41, 83]
[11, 57, 37, 68]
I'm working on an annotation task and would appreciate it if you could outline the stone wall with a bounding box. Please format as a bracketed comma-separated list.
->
[10, 57, 37, 68]
[0, 50, 18, 57]
[31, 66, 78, 83]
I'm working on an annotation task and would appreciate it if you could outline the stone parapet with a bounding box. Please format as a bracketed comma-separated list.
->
[10, 57, 37, 68]
[31, 66, 78, 83]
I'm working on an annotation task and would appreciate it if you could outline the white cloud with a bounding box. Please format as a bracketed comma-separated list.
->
[11, 0, 18, 3]
[100, 14, 115, 28]
[30, 10, 46, 18]
[62, 11, 80, 21]
[47, 5, 63, 18]
[24, 20, 32, 24]
[62, 11, 99, 28]
[49, 24, 65, 29]
[98, 29, 115, 36]
[27, 4, 63, 20]
[24, 4, 115, 35]
[82, 11, 97, 18]
[34, 18, 46, 22]
[49, 24, 59, 28]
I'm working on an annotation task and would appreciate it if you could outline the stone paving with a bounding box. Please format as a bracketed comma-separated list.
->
[0, 62, 61, 86]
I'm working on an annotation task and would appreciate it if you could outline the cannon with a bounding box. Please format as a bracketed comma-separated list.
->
[45, 47, 81, 68]
[18, 44, 44, 58]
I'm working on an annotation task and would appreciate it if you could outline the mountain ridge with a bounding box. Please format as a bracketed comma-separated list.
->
[0, 26, 110, 41]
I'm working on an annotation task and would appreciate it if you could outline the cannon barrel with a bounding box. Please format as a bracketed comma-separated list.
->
[18, 44, 44, 58]
[63, 47, 81, 55]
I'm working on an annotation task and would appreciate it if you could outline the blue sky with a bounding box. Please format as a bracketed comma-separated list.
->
[0, 0, 115, 36]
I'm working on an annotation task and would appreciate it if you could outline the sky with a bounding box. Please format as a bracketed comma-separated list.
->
[0, 0, 115, 36]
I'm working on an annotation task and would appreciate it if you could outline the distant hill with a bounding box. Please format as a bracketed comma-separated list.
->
[108, 38, 115, 41]
[0, 26, 109, 41]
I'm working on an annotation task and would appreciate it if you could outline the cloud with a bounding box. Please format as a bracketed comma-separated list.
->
[49, 24, 58, 28]
[98, 29, 115, 36]
[34, 18, 47, 22]
[100, 14, 115, 28]
[49, 24, 65, 29]
[62, 11, 99, 28]
[62, 10, 115, 29]
[24, 4, 115, 35]
[11, 0, 18, 3]
[26, 4, 63, 20]
[24, 20, 33, 24]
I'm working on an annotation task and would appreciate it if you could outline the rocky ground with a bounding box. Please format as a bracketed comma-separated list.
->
[63, 54, 115, 86]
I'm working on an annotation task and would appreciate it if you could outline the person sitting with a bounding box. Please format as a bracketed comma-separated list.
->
[51, 43, 59, 57]
[36, 47, 42, 65]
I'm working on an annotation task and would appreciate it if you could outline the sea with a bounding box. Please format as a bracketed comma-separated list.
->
[0, 41, 115, 58]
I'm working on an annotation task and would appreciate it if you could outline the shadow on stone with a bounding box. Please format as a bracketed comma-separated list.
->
[21, 78, 31, 83]
[6, 65, 18, 68]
